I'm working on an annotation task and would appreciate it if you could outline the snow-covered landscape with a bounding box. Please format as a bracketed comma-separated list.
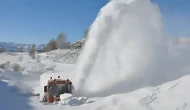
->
[1, 0, 190, 110]
[1, 47, 190, 110]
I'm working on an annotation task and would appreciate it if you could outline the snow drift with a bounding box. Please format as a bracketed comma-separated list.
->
[74, 0, 190, 97]
[59, 93, 92, 106]
[46, 49, 80, 64]
[84, 75, 190, 110]
[0, 80, 31, 110]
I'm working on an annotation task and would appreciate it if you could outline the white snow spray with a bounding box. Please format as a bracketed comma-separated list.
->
[74, 0, 190, 97]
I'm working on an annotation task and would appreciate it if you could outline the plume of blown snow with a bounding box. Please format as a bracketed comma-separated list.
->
[74, 0, 190, 97]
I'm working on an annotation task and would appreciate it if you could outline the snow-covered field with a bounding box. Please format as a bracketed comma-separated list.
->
[46, 49, 80, 64]
[1, 0, 190, 110]
[1, 51, 190, 110]
[1, 48, 190, 110]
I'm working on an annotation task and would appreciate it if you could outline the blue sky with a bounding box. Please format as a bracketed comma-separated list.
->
[152, 0, 190, 38]
[0, 0, 189, 44]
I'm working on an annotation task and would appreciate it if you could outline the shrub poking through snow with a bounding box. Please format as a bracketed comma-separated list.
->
[29, 44, 36, 59]
[11, 63, 24, 72]
[0, 61, 10, 69]
[36, 55, 41, 63]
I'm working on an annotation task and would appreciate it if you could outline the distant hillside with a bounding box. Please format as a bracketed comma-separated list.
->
[0, 42, 46, 52]
[1, 37, 189, 52]
[0, 39, 86, 52]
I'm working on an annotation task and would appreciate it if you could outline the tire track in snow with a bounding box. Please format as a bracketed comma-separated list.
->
[176, 102, 187, 110]
[140, 90, 160, 110]
[169, 82, 180, 90]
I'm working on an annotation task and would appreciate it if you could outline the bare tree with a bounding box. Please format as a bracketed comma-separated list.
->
[56, 33, 70, 49]
[28, 45, 31, 52]
[18, 46, 23, 52]
[84, 28, 90, 39]
[29, 44, 36, 59]
[11, 63, 24, 72]
[0, 61, 10, 69]
[44, 39, 57, 52]
[0, 48, 7, 52]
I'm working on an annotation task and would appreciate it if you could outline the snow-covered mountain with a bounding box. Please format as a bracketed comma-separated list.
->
[0, 42, 46, 52]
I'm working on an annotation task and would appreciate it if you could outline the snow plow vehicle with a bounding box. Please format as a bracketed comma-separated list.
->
[42, 76, 74, 103]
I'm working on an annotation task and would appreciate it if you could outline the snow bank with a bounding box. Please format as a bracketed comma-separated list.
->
[85, 75, 190, 110]
[46, 49, 80, 64]
[0, 80, 31, 110]
[0, 53, 18, 64]
[0, 69, 40, 96]
[60, 93, 73, 100]
[74, 0, 190, 97]
[59, 93, 91, 106]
